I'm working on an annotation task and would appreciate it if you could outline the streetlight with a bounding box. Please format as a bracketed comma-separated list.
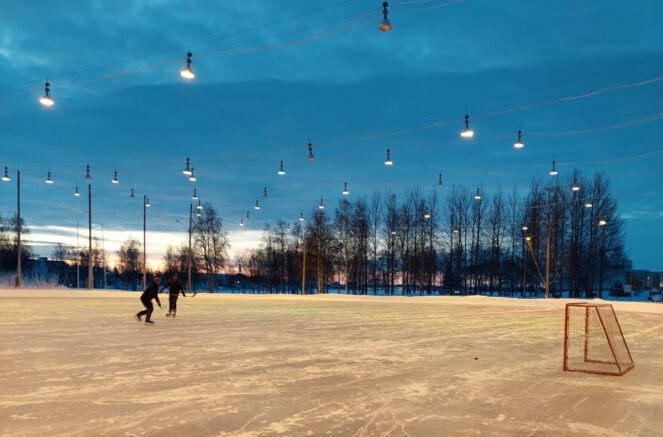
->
[437, 173, 443, 187]
[142, 195, 150, 289]
[571, 179, 580, 192]
[461, 113, 474, 138]
[384, 148, 393, 166]
[307, 141, 315, 161]
[39, 81, 54, 107]
[111, 171, 119, 184]
[549, 160, 559, 176]
[299, 212, 305, 222]
[342, 182, 349, 196]
[278, 160, 286, 175]
[196, 199, 203, 210]
[379, 1, 392, 31]
[254, 200, 260, 210]
[189, 168, 197, 182]
[74, 186, 80, 197]
[192, 188, 198, 200]
[474, 187, 482, 200]
[513, 129, 524, 149]
[319, 197, 325, 210]
[45, 171, 54, 184]
[183, 157, 192, 176]
[263, 186, 268, 198]
[180, 52, 195, 80]
[2, 166, 22, 287]
[82, 165, 93, 289]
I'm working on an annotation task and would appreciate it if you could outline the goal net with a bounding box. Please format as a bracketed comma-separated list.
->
[564, 302, 634, 376]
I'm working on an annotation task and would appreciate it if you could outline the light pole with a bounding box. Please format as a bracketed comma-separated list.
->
[175, 203, 194, 294]
[521, 225, 528, 298]
[142, 195, 149, 290]
[2, 168, 22, 287]
[598, 219, 608, 299]
[88, 184, 93, 289]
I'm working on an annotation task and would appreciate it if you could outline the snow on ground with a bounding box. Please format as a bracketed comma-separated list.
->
[1, 290, 662, 437]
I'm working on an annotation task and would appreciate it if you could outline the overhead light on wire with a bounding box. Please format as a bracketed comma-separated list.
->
[585, 202, 593, 209]
[197, 199, 203, 210]
[379, 1, 392, 32]
[111, 170, 119, 184]
[278, 160, 286, 175]
[189, 168, 197, 182]
[254, 200, 260, 210]
[299, 212, 305, 222]
[424, 211, 431, 220]
[263, 186, 268, 198]
[342, 182, 349, 196]
[183, 157, 192, 176]
[437, 173, 443, 187]
[180, 52, 195, 80]
[130, 187, 135, 198]
[513, 129, 524, 149]
[144, 197, 151, 207]
[2, 166, 10, 182]
[246, 210, 251, 219]
[307, 141, 315, 161]
[384, 148, 393, 166]
[74, 186, 80, 197]
[461, 112, 474, 138]
[474, 187, 482, 200]
[45, 171, 54, 184]
[571, 180, 580, 192]
[85, 164, 91, 181]
[598, 219, 608, 226]
[549, 160, 559, 176]
[319, 197, 325, 210]
[39, 81, 54, 107]
[240, 218, 244, 227]
[192, 188, 198, 200]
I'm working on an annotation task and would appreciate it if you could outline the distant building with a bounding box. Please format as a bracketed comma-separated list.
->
[626, 270, 662, 291]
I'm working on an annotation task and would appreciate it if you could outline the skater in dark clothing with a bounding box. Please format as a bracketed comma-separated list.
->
[136, 277, 161, 324]
[160, 274, 186, 317]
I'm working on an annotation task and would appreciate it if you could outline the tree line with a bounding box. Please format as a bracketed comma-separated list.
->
[239, 170, 630, 298]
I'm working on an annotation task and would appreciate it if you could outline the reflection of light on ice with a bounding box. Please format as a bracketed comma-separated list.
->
[1, 289, 662, 436]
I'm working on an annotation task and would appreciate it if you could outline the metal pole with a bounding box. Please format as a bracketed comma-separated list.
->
[88, 184, 92, 289]
[302, 234, 306, 295]
[545, 223, 551, 299]
[16, 171, 22, 288]
[143, 195, 147, 290]
[76, 220, 80, 288]
[188, 203, 192, 293]
[522, 235, 526, 298]
[102, 224, 106, 288]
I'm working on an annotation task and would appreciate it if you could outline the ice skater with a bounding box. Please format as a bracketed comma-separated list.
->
[161, 274, 186, 317]
[136, 277, 162, 324]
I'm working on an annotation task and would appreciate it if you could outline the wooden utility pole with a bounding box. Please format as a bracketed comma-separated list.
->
[301, 234, 306, 295]
[87, 184, 93, 289]
[16, 171, 22, 288]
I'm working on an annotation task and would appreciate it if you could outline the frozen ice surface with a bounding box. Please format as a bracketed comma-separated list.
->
[1, 290, 662, 437]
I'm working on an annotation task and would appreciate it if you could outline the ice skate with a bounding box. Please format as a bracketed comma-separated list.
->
[136, 313, 142, 321]
[145, 320, 154, 324]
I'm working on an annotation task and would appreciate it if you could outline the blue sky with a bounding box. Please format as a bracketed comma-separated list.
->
[1, 0, 662, 270]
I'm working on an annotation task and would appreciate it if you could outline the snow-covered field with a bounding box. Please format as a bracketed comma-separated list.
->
[1, 290, 662, 437]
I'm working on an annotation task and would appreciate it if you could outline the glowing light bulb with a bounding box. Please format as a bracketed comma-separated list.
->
[197, 200, 203, 210]
[74, 186, 80, 197]
[319, 197, 325, 210]
[2, 166, 10, 182]
[192, 188, 198, 200]
[45, 171, 54, 184]
[183, 157, 192, 176]
[278, 160, 286, 175]
[461, 113, 474, 138]
[437, 173, 443, 187]
[549, 160, 559, 176]
[474, 187, 482, 200]
[112, 171, 119, 184]
[189, 168, 197, 182]
[585, 202, 593, 209]
[307, 142, 315, 161]
[84, 164, 91, 180]
[254, 200, 260, 210]
[180, 52, 195, 79]
[240, 218, 244, 227]
[39, 81, 54, 107]
[342, 182, 349, 196]
[598, 219, 607, 226]
[513, 130, 524, 149]
[384, 148, 393, 166]
[145, 197, 151, 207]
[299, 212, 305, 222]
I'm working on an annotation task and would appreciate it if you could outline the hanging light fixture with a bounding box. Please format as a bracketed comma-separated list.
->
[453, 229, 459, 234]
[189, 168, 197, 182]
[196, 211, 201, 217]
[513, 129, 524, 149]
[319, 197, 325, 210]
[180, 52, 195, 80]
[240, 218, 244, 227]
[585, 202, 593, 209]
[571, 179, 580, 192]
[183, 157, 192, 176]
[307, 141, 315, 161]
[474, 187, 482, 200]
[254, 200, 260, 210]
[424, 211, 431, 219]
[384, 148, 393, 166]
[437, 173, 443, 187]
[286, 223, 291, 232]
[263, 186, 268, 198]
[197, 199, 203, 210]
[74, 186, 80, 197]
[192, 188, 198, 200]
[246, 210, 251, 219]
[278, 160, 286, 175]
[598, 219, 607, 226]
[45, 171, 54, 184]
[111, 170, 119, 184]
[85, 164, 91, 180]
[130, 187, 135, 198]
[2, 166, 10, 182]
[521, 225, 528, 231]
[461, 113, 474, 138]
[549, 160, 559, 176]
[342, 182, 349, 196]
[379, 1, 392, 31]
[145, 197, 151, 207]
[299, 212, 305, 222]
[39, 81, 54, 107]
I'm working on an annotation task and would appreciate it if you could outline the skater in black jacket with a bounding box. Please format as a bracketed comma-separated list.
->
[136, 277, 161, 324]
[160, 274, 186, 317]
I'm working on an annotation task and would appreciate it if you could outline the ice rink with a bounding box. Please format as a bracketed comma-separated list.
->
[1, 290, 662, 437]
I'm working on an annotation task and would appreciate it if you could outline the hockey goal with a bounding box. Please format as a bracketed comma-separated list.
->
[563, 302, 634, 376]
